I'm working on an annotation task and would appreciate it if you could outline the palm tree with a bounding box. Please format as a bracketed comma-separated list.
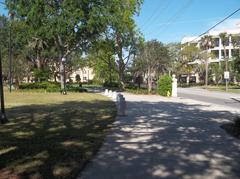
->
[219, 32, 229, 91]
[200, 35, 214, 87]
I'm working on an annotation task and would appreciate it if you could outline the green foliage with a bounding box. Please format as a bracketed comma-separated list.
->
[233, 52, 240, 73]
[88, 40, 118, 83]
[157, 75, 172, 96]
[33, 68, 51, 82]
[19, 82, 60, 90]
[66, 84, 88, 92]
[19, 82, 87, 93]
[132, 39, 169, 92]
[103, 81, 120, 88]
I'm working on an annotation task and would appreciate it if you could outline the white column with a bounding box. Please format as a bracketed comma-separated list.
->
[195, 73, 200, 84]
[229, 35, 232, 58]
[219, 37, 222, 60]
[172, 74, 177, 97]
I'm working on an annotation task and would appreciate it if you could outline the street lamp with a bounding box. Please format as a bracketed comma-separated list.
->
[8, 12, 14, 93]
[0, 20, 8, 124]
[61, 57, 67, 95]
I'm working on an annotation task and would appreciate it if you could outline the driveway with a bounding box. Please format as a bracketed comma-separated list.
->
[78, 93, 240, 179]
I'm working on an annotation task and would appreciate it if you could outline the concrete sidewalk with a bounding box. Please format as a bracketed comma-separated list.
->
[78, 93, 240, 179]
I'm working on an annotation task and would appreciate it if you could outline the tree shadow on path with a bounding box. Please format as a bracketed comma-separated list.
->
[80, 99, 240, 179]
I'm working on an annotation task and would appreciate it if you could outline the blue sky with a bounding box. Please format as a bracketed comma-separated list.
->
[135, 0, 240, 43]
[1, 0, 240, 44]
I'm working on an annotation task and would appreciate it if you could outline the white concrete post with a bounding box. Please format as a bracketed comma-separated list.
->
[195, 73, 200, 84]
[112, 91, 117, 101]
[172, 74, 177, 97]
[117, 94, 126, 116]
[104, 89, 109, 96]
[186, 75, 190, 86]
[108, 90, 113, 97]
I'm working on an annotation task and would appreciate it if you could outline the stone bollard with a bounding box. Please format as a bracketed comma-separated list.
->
[117, 94, 126, 116]
[112, 91, 117, 101]
[104, 89, 109, 96]
[172, 74, 178, 97]
[108, 90, 113, 97]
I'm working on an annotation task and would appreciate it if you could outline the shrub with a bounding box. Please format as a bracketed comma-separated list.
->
[66, 86, 87, 92]
[19, 82, 60, 90]
[103, 81, 120, 88]
[33, 68, 51, 82]
[157, 75, 172, 96]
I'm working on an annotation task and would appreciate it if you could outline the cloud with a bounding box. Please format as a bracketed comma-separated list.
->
[211, 18, 240, 30]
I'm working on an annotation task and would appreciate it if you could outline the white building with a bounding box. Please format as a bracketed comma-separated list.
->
[181, 28, 240, 64]
[69, 67, 94, 83]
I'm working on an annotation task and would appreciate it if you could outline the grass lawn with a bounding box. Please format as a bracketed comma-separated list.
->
[203, 85, 240, 93]
[0, 91, 116, 179]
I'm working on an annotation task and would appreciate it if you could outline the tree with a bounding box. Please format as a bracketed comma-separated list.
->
[231, 35, 240, 75]
[219, 32, 229, 90]
[200, 35, 214, 86]
[180, 44, 200, 85]
[107, 0, 143, 87]
[6, 0, 117, 92]
[166, 42, 181, 74]
[88, 39, 118, 84]
[133, 40, 170, 93]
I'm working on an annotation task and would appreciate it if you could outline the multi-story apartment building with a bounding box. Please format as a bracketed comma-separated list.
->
[181, 28, 240, 64]
[180, 27, 240, 84]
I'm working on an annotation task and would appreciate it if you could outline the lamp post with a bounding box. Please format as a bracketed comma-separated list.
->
[61, 57, 67, 95]
[0, 21, 8, 124]
[8, 12, 14, 93]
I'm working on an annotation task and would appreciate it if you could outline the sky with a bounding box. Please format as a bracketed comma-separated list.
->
[135, 0, 240, 43]
[1, 0, 240, 44]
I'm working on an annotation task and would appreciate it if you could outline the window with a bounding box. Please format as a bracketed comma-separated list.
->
[221, 50, 229, 58]
[214, 38, 219, 47]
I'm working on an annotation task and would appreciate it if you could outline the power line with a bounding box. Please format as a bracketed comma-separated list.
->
[141, 1, 173, 31]
[188, 7, 240, 43]
[146, 0, 193, 36]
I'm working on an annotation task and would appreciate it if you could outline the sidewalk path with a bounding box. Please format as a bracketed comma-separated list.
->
[78, 93, 240, 179]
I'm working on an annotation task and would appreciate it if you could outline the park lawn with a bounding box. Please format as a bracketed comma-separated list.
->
[204, 85, 240, 94]
[0, 92, 116, 179]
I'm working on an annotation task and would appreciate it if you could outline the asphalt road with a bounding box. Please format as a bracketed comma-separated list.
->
[178, 87, 240, 110]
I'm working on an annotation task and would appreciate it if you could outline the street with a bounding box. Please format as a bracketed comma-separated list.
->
[178, 87, 240, 110]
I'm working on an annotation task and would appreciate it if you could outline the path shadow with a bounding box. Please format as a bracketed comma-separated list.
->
[80, 99, 240, 179]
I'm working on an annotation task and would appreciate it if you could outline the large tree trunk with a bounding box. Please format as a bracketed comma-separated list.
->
[36, 52, 41, 82]
[60, 58, 64, 91]
[116, 33, 125, 88]
[147, 68, 152, 93]
[56, 35, 66, 93]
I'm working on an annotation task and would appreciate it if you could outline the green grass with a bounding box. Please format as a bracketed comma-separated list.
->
[203, 85, 240, 93]
[0, 91, 116, 178]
